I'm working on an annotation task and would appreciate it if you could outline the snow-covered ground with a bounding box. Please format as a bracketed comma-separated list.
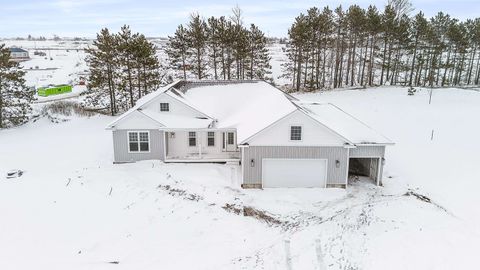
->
[2, 39, 89, 86]
[1, 86, 479, 269]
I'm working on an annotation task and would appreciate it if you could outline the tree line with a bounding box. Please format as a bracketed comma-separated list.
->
[166, 7, 271, 81]
[282, 1, 480, 91]
[85, 26, 162, 115]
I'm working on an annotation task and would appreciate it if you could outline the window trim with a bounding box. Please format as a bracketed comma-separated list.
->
[127, 131, 151, 153]
[289, 125, 303, 141]
[160, 102, 170, 112]
[188, 131, 197, 147]
[207, 131, 215, 147]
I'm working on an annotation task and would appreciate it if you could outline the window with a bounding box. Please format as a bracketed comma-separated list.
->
[207, 132, 215, 146]
[227, 132, 234, 145]
[128, 131, 149, 152]
[160, 103, 169, 112]
[290, 126, 302, 141]
[188, 132, 197, 147]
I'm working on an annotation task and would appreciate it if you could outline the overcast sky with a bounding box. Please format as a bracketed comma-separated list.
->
[1, 0, 479, 38]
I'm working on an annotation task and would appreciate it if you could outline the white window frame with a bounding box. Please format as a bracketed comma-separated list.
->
[188, 131, 197, 147]
[207, 131, 215, 147]
[289, 125, 303, 141]
[160, 102, 170, 112]
[127, 131, 151, 153]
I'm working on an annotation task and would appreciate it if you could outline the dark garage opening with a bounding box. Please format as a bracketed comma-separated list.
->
[348, 158, 380, 185]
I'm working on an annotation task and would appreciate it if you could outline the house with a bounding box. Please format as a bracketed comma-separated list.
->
[106, 80, 394, 188]
[9, 47, 29, 61]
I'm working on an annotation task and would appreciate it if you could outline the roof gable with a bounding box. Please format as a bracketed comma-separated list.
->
[243, 109, 348, 146]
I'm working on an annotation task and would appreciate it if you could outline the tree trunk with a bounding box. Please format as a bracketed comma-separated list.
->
[409, 36, 418, 86]
[360, 36, 369, 86]
[350, 35, 357, 87]
[442, 47, 451, 86]
[467, 47, 476, 85]
[296, 47, 302, 91]
[368, 36, 376, 86]
[380, 35, 388, 85]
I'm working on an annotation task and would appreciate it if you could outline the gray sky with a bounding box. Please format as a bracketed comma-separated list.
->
[1, 0, 479, 38]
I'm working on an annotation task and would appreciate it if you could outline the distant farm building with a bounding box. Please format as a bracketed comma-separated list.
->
[9, 47, 29, 61]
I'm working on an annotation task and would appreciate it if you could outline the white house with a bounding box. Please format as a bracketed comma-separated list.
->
[106, 80, 394, 188]
[8, 47, 29, 61]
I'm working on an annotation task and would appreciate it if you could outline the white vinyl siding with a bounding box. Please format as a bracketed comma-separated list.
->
[128, 131, 150, 153]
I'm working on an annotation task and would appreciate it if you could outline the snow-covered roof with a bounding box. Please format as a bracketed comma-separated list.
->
[107, 80, 392, 146]
[140, 110, 212, 129]
[176, 81, 297, 142]
[106, 81, 182, 129]
[298, 102, 393, 145]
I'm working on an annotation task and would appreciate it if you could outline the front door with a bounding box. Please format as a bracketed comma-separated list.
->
[225, 132, 236, 152]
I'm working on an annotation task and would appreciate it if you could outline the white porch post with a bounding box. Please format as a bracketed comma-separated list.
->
[198, 132, 202, 159]
[199, 143, 202, 159]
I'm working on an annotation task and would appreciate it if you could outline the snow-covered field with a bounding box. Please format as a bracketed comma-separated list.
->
[1, 39, 286, 88]
[1, 86, 479, 269]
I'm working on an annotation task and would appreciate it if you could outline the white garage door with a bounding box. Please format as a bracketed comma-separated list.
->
[262, 159, 327, 188]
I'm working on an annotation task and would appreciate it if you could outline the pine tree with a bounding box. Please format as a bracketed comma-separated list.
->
[188, 13, 208, 79]
[133, 34, 162, 98]
[85, 28, 118, 115]
[0, 44, 35, 128]
[207, 17, 221, 80]
[86, 27, 162, 114]
[246, 24, 271, 80]
[117, 25, 137, 107]
[166, 25, 191, 80]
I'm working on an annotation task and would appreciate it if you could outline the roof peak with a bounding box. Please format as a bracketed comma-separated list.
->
[175, 80, 264, 93]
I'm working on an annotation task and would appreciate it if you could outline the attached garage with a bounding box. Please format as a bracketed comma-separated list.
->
[262, 159, 327, 188]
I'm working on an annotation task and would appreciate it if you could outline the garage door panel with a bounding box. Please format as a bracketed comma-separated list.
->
[262, 159, 327, 188]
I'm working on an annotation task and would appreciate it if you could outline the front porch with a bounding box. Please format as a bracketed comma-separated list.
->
[163, 129, 241, 163]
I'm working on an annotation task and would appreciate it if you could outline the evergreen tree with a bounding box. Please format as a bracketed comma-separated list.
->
[85, 27, 162, 114]
[85, 28, 118, 115]
[188, 13, 208, 79]
[166, 25, 191, 80]
[207, 16, 221, 80]
[0, 44, 35, 128]
[165, 7, 271, 82]
[246, 24, 271, 80]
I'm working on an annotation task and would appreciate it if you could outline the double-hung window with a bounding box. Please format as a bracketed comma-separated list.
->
[160, 103, 169, 112]
[290, 126, 302, 141]
[128, 131, 150, 152]
[188, 132, 197, 147]
[207, 132, 215, 146]
[227, 132, 234, 145]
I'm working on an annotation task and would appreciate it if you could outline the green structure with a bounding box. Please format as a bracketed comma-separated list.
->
[37, 84, 72, 97]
